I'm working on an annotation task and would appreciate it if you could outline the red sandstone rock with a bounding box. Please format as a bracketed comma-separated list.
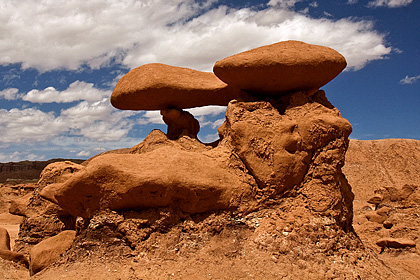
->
[111, 63, 241, 110]
[0, 249, 29, 268]
[29, 230, 76, 275]
[38, 161, 85, 188]
[367, 194, 383, 206]
[42, 89, 353, 231]
[9, 193, 32, 216]
[42, 137, 256, 218]
[376, 237, 416, 249]
[10, 161, 82, 256]
[161, 108, 200, 140]
[28, 84, 372, 278]
[213, 40, 346, 94]
[0, 227, 29, 268]
[365, 212, 387, 224]
[0, 227, 10, 251]
[219, 90, 353, 226]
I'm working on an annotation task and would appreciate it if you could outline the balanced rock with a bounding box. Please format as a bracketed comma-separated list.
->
[111, 63, 241, 110]
[213, 40, 346, 94]
[29, 230, 76, 275]
[42, 89, 353, 230]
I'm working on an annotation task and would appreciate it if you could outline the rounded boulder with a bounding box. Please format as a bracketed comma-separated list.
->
[29, 230, 76, 275]
[111, 63, 241, 110]
[213, 40, 346, 94]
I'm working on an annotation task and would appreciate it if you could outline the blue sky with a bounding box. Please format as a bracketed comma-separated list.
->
[0, 0, 419, 162]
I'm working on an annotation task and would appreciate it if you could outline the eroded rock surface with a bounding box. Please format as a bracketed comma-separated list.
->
[42, 134, 257, 218]
[161, 108, 200, 140]
[0, 227, 28, 268]
[5, 40, 408, 279]
[42, 88, 354, 232]
[11, 161, 82, 256]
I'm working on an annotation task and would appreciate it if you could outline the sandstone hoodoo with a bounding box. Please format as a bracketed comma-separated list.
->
[213, 40, 347, 94]
[111, 63, 242, 139]
[5, 40, 406, 278]
[46, 41, 354, 230]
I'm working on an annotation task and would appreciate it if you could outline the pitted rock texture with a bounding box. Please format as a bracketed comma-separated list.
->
[219, 90, 353, 228]
[11, 161, 81, 256]
[42, 90, 353, 230]
[213, 40, 346, 93]
[111, 63, 241, 110]
[344, 140, 420, 280]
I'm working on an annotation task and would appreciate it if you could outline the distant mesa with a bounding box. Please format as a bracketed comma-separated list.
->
[213, 40, 347, 94]
[0, 158, 84, 184]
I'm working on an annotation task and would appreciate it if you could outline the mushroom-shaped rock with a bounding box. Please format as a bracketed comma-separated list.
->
[111, 63, 241, 110]
[213, 40, 346, 94]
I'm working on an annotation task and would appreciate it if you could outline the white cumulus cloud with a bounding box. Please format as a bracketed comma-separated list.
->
[0, 88, 22, 100]
[0, 151, 45, 162]
[76, 150, 91, 157]
[23, 81, 111, 103]
[0, 97, 138, 144]
[137, 105, 227, 128]
[368, 0, 413, 8]
[0, 0, 392, 72]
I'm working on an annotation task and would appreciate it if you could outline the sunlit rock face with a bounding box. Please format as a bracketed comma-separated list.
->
[41, 90, 353, 231]
[41, 40, 353, 229]
[213, 40, 347, 94]
[219, 89, 353, 228]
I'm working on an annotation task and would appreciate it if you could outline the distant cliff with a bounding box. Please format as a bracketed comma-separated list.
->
[0, 159, 84, 183]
